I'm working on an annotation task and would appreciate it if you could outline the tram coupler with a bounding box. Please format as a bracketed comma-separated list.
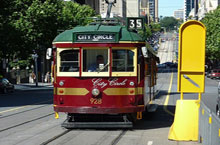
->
[136, 112, 142, 120]
[55, 112, 59, 119]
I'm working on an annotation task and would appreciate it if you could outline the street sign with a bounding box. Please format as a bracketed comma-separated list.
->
[127, 17, 144, 31]
[177, 20, 206, 93]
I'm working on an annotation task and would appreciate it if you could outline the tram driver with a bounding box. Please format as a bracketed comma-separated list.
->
[88, 55, 106, 72]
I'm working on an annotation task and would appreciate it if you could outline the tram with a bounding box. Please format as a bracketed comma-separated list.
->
[50, 17, 158, 128]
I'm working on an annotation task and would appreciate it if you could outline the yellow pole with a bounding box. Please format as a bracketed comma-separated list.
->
[198, 93, 201, 101]
[180, 92, 184, 100]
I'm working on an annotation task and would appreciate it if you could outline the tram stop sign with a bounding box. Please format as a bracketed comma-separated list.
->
[177, 20, 206, 93]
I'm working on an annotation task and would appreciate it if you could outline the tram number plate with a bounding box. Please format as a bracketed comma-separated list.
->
[90, 98, 102, 104]
[127, 17, 144, 30]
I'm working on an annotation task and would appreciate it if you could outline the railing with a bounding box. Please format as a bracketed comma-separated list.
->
[199, 101, 220, 145]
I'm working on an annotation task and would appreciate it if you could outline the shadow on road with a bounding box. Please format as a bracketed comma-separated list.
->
[134, 105, 175, 130]
[0, 90, 53, 108]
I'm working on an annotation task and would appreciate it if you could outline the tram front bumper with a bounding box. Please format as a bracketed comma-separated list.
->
[54, 105, 145, 114]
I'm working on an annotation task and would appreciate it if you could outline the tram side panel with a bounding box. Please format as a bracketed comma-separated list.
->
[143, 57, 158, 108]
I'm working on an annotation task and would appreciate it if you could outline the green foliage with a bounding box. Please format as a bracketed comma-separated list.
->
[59, 2, 96, 30]
[0, 0, 96, 67]
[150, 22, 161, 33]
[9, 58, 32, 69]
[202, 6, 220, 61]
[159, 17, 178, 31]
[138, 23, 161, 40]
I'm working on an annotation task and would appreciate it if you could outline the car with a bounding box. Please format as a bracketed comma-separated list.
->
[0, 78, 14, 93]
[164, 62, 178, 68]
[210, 69, 220, 79]
[216, 82, 220, 118]
[157, 63, 166, 68]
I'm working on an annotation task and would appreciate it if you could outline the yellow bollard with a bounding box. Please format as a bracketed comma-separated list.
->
[168, 100, 200, 141]
[55, 112, 59, 119]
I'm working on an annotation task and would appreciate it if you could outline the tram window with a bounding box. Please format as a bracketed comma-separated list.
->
[112, 50, 134, 72]
[83, 49, 108, 72]
[59, 50, 79, 72]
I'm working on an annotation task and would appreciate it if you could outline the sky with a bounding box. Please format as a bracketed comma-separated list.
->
[159, 0, 184, 17]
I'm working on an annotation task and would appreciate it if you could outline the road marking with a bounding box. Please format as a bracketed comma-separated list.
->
[163, 72, 174, 116]
[0, 99, 52, 114]
[147, 141, 153, 145]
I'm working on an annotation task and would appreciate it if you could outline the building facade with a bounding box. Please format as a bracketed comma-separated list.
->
[126, 0, 140, 17]
[76, 0, 140, 19]
[198, 0, 220, 19]
[184, 0, 194, 21]
[174, 9, 184, 20]
[140, 0, 158, 22]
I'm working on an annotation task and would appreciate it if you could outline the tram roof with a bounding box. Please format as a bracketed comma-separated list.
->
[53, 24, 144, 43]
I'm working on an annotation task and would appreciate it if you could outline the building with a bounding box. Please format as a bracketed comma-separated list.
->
[75, 0, 141, 19]
[184, 0, 194, 21]
[155, 0, 158, 22]
[198, 0, 220, 20]
[140, 0, 158, 22]
[149, 0, 155, 21]
[126, 0, 140, 17]
[174, 9, 184, 20]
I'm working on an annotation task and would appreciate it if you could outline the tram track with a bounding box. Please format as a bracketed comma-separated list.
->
[111, 130, 127, 145]
[40, 129, 71, 145]
[0, 103, 51, 119]
[0, 112, 54, 133]
[37, 129, 127, 145]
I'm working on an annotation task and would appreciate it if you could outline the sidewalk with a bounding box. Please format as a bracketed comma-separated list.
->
[14, 82, 53, 91]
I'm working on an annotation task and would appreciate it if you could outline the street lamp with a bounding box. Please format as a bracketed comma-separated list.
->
[32, 53, 38, 87]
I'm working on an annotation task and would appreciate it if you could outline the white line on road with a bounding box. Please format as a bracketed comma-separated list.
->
[147, 141, 153, 145]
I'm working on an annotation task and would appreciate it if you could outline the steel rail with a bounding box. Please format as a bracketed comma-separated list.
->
[39, 130, 71, 145]
[0, 113, 54, 132]
[111, 130, 127, 145]
[0, 104, 51, 119]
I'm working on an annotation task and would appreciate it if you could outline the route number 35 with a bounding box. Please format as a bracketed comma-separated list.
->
[127, 18, 144, 30]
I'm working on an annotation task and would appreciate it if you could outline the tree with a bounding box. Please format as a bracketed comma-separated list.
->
[150, 22, 161, 33]
[159, 17, 178, 31]
[59, 2, 96, 30]
[0, 0, 96, 70]
[0, 1, 21, 59]
[202, 6, 220, 62]
[14, 0, 64, 55]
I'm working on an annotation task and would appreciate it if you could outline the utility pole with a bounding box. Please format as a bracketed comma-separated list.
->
[105, 0, 116, 18]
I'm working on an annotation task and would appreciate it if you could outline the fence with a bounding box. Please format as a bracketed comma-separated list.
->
[199, 101, 220, 145]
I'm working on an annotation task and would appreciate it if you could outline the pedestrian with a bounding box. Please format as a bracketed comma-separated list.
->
[45, 72, 50, 83]
[31, 72, 36, 83]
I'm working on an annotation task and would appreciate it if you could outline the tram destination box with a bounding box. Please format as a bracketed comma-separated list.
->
[74, 33, 118, 43]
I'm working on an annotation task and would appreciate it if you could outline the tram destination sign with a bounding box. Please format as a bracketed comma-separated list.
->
[74, 33, 117, 43]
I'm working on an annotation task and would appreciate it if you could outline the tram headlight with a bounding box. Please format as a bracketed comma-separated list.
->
[129, 81, 134, 86]
[92, 88, 100, 96]
[59, 81, 64, 86]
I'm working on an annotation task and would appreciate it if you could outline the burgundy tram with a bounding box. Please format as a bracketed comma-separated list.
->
[51, 19, 158, 128]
